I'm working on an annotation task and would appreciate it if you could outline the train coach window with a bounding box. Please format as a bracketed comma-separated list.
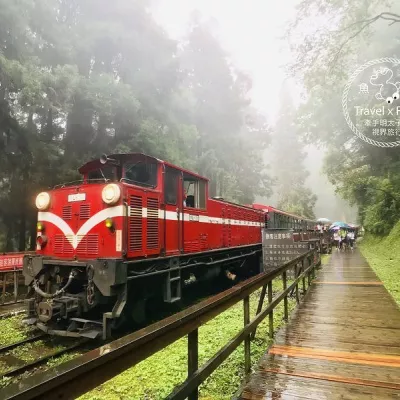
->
[183, 176, 206, 209]
[198, 180, 206, 208]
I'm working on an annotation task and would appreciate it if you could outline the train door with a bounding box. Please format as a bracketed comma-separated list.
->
[163, 166, 183, 254]
[227, 208, 232, 247]
[182, 173, 207, 252]
[222, 207, 228, 247]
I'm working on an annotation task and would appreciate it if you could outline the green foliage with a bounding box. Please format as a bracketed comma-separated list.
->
[359, 221, 400, 304]
[286, 0, 400, 230]
[269, 83, 317, 219]
[79, 283, 297, 400]
[0, 316, 35, 346]
[0, 0, 271, 251]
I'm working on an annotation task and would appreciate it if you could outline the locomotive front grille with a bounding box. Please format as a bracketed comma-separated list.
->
[129, 195, 142, 251]
[62, 206, 72, 220]
[79, 204, 91, 219]
[76, 234, 99, 255]
[54, 234, 74, 256]
[147, 198, 159, 250]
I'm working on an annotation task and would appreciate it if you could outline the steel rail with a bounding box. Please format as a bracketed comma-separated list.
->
[0, 334, 45, 355]
[0, 250, 315, 400]
[0, 307, 26, 320]
[0, 340, 89, 380]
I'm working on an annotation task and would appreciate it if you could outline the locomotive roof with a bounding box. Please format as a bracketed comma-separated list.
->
[78, 153, 209, 181]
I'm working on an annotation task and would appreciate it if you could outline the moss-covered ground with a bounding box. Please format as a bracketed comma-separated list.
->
[80, 254, 331, 400]
[359, 221, 400, 305]
[0, 315, 35, 347]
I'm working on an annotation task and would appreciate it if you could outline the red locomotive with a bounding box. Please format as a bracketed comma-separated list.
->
[23, 153, 265, 339]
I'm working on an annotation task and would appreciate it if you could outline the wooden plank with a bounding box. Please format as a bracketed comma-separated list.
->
[314, 281, 383, 285]
[237, 250, 400, 399]
[269, 345, 400, 367]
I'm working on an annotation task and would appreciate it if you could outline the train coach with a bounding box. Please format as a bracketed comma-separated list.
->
[23, 153, 266, 339]
[247, 203, 316, 232]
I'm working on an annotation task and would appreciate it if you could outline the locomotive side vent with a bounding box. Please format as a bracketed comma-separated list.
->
[79, 204, 91, 219]
[62, 205, 72, 220]
[129, 195, 142, 251]
[147, 197, 159, 250]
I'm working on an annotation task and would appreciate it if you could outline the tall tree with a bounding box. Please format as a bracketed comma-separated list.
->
[0, 1, 272, 250]
[270, 81, 317, 218]
[286, 0, 400, 232]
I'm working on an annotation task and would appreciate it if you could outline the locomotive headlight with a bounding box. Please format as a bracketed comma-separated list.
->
[35, 192, 50, 211]
[102, 184, 121, 205]
[37, 221, 45, 231]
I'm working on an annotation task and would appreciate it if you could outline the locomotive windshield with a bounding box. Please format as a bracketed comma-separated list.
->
[87, 166, 116, 182]
[123, 161, 157, 187]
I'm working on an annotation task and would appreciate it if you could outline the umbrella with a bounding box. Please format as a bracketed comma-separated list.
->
[317, 218, 331, 223]
[329, 221, 351, 229]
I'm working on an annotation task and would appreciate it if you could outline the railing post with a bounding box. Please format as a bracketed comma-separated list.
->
[2, 272, 6, 305]
[13, 269, 18, 302]
[295, 264, 300, 304]
[301, 259, 306, 294]
[268, 280, 273, 338]
[188, 328, 199, 400]
[307, 256, 311, 286]
[311, 251, 316, 279]
[282, 270, 288, 321]
[250, 284, 267, 340]
[243, 296, 251, 374]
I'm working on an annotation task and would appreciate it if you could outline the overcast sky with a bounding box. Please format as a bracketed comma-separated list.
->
[151, 0, 300, 124]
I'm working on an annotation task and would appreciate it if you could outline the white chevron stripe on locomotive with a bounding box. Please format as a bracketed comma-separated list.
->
[38, 206, 263, 249]
[38, 205, 126, 249]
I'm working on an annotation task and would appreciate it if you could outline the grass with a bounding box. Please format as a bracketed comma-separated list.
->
[0, 315, 35, 346]
[80, 289, 295, 400]
[359, 221, 400, 306]
[79, 254, 331, 400]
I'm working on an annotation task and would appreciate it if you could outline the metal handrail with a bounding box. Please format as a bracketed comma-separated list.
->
[1, 249, 318, 400]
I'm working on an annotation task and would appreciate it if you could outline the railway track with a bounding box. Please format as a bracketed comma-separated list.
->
[0, 334, 45, 355]
[0, 334, 89, 381]
[0, 306, 26, 320]
[0, 269, 262, 389]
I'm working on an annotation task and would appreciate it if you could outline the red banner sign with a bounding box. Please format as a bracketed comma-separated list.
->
[0, 253, 25, 271]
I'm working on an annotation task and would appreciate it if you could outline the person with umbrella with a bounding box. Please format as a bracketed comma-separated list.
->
[329, 222, 351, 251]
[333, 227, 340, 250]
[340, 228, 348, 250]
[347, 229, 355, 250]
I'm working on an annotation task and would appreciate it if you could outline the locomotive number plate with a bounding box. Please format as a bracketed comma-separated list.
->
[68, 193, 86, 202]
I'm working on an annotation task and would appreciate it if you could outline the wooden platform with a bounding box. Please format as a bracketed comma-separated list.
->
[237, 249, 400, 399]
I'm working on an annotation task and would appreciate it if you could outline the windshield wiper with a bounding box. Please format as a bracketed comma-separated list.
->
[99, 169, 107, 182]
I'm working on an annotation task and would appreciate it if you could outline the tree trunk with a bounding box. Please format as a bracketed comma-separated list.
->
[5, 221, 14, 252]
[65, 97, 94, 158]
[18, 214, 26, 251]
[45, 107, 53, 141]
[29, 216, 37, 251]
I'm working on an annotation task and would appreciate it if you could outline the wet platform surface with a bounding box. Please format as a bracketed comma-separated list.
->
[237, 250, 400, 399]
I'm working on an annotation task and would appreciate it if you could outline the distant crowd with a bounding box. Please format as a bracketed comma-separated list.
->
[332, 229, 356, 251]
